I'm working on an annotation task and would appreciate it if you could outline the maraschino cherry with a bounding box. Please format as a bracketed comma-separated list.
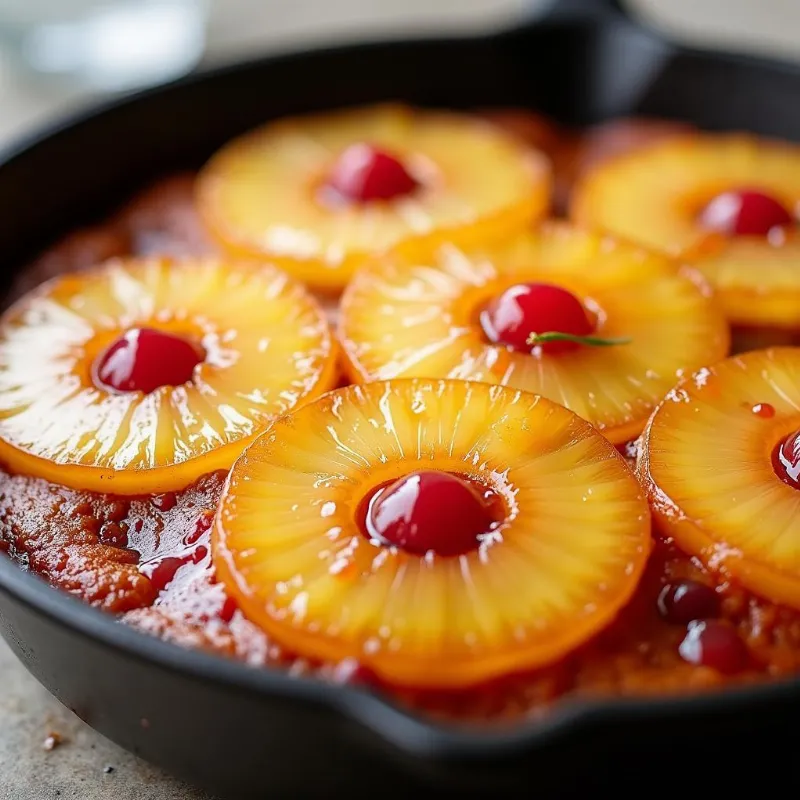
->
[774, 430, 800, 487]
[364, 470, 496, 556]
[700, 189, 794, 236]
[327, 143, 418, 203]
[480, 283, 594, 354]
[657, 579, 721, 625]
[678, 620, 748, 674]
[94, 327, 204, 394]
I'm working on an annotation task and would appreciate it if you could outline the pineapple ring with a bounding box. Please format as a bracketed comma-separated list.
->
[0, 257, 337, 495]
[339, 223, 729, 445]
[638, 347, 800, 610]
[213, 379, 652, 688]
[196, 104, 551, 290]
[572, 134, 800, 329]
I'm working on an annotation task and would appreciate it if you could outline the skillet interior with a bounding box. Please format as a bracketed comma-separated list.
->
[1, 1, 800, 795]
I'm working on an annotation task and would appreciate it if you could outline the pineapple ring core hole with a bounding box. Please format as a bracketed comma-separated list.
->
[92, 326, 207, 395]
[773, 429, 800, 489]
[355, 469, 510, 557]
[689, 186, 797, 238]
[315, 143, 436, 208]
[82, 317, 230, 396]
[476, 281, 603, 355]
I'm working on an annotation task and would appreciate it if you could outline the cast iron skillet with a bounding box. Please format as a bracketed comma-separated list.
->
[1, 0, 800, 795]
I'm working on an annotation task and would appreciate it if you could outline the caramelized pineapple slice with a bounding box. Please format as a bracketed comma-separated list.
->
[214, 379, 651, 688]
[339, 223, 729, 444]
[196, 104, 550, 290]
[572, 134, 800, 329]
[638, 347, 800, 609]
[0, 257, 336, 494]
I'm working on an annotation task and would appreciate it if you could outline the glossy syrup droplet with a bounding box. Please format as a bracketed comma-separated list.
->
[141, 555, 191, 593]
[140, 544, 209, 593]
[192, 545, 208, 563]
[218, 596, 238, 623]
[185, 511, 214, 546]
[152, 491, 177, 512]
[99, 521, 129, 549]
[751, 402, 776, 418]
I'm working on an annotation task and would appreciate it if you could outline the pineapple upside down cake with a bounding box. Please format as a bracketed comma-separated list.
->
[3, 103, 800, 723]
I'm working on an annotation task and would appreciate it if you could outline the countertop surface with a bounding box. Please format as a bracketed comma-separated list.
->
[2, 0, 800, 797]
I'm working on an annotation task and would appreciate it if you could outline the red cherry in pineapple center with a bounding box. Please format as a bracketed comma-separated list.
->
[94, 327, 204, 394]
[363, 470, 498, 557]
[480, 282, 594, 354]
[774, 429, 800, 488]
[327, 143, 418, 203]
[700, 189, 794, 236]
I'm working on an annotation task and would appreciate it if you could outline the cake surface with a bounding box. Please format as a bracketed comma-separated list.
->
[4, 108, 800, 724]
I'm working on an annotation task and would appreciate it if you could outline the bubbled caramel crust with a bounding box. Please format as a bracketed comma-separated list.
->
[4, 468, 800, 723]
[0, 471, 224, 612]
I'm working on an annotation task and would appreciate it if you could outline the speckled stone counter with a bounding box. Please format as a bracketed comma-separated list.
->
[0, 638, 215, 800]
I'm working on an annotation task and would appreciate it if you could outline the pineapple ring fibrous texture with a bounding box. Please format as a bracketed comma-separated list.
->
[195, 104, 551, 290]
[638, 347, 800, 610]
[0, 257, 337, 494]
[339, 222, 729, 445]
[213, 379, 652, 688]
[572, 134, 800, 329]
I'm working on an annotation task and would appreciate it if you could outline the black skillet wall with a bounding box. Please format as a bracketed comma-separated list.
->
[3, 9, 800, 295]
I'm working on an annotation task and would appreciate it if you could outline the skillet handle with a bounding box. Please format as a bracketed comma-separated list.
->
[530, 0, 633, 23]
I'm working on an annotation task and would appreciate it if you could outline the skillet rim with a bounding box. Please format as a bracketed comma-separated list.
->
[4, 550, 800, 761]
[2, 15, 800, 763]
[6, 9, 800, 168]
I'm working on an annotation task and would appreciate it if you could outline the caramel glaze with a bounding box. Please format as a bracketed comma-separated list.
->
[5, 462, 800, 725]
[4, 118, 800, 724]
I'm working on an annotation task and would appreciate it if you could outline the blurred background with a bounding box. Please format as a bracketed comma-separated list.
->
[3, 0, 800, 152]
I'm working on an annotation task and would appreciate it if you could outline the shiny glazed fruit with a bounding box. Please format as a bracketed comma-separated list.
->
[340, 222, 729, 445]
[638, 347, 800, 610]
[480, 283, 593, 354]
[213, 378, 651, 688]
[678, 620, 748, 674]
[774, 429, 800, 487]
[327, 143, 418, 202]
[196, 103, 551, 289]
[571, 133, 800, 328]
[700, 189, 794, 236]
[657, 579, 721, 625]
[0, 257, 337, 494]
[364, 470, 497, 556]
[94, 327, 203, 394]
